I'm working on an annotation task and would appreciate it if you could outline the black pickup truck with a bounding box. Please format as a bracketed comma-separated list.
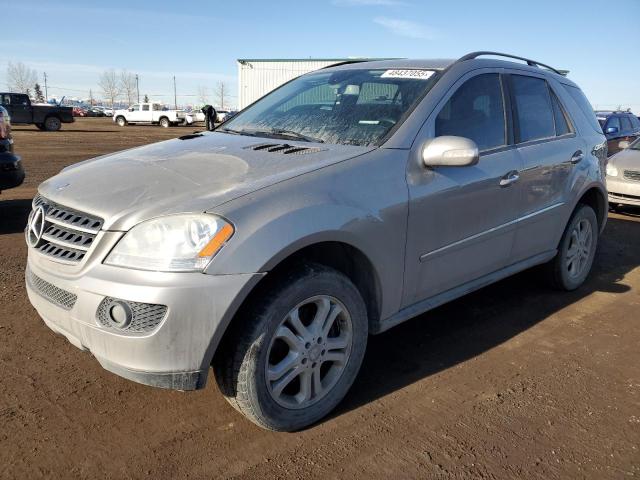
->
[0, 93, 73, 131]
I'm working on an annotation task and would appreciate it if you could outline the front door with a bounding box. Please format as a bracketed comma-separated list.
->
[9, 94, 31, 123]
[403, 71, 523, 306]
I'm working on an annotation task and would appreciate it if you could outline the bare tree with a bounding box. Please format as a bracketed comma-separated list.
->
[120, 70, 137, 105]
[197, 85, 209, 105]
[98, 69, 121, 109]
[215, 81, 228, 110]
[6, 61, 37, 94]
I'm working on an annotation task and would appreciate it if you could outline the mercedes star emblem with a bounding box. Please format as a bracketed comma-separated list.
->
[27, 205, 47, 247]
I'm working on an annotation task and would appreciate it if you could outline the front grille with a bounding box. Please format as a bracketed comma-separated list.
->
[96, 297, 168, 333]
[623, 170, 640, 182]
[26, 268, 77, 310]
[610, 192, 640, 201]
[29, 195, 103, 264]
[246, 143, 324, 155]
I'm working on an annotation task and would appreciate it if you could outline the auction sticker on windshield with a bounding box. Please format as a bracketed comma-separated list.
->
[380, 69, 435, 80]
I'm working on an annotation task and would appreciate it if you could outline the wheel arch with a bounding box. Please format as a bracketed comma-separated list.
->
[574, 184, 607, 233]
[207, 240, 383, 369]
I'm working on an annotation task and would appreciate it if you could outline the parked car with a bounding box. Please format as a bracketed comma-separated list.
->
[113, 102, 187, 127]
[606, 137, 640, 209]
[0, 106, 25, 192]
[99, 106, 114, 117]
[84, 107, 105, 117]
[595, 110, 640, 157]
[0, 93, 74, 131]
[25, 52, 607, 431]
[72, 107, 87, 117]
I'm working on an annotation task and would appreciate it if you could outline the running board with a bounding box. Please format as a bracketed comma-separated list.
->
[374, 250, 557, 334]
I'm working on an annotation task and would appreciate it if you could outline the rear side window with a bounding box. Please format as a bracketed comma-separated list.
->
[435, 73, 506, 151]
[631, 116, 640, 129]
[550, 91, 571, 136]
[562, 84, 602, 133]
[620, 116, 632, 131]
[511, 75, 555, 142]
[142, 104, 150, 111]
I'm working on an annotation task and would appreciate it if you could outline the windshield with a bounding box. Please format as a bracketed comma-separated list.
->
[222, 68, 438, 146]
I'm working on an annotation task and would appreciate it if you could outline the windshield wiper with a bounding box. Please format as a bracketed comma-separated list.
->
[268, 129, 325, 143]
[218, 127, 246, 136]
[243, 128, 324, 143]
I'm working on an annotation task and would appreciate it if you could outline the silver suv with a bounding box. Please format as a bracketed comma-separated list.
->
[25, 52, 608, 431]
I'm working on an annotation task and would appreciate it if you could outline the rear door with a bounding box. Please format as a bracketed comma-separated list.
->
[507, 73, 584, 262]
[403, 70, 523, 305]
[140, 104, 152, 122]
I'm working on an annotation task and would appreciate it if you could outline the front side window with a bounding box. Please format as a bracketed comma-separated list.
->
[1, 95, 9, 105]
[511, 75, 555, 143]
[435, 73, 506, 151]
[223, 68, 438, 146]
[606, 116, 621, 132]
[130, 104, 139, 111]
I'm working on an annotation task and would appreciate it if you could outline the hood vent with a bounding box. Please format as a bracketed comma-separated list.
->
[247, 143, 324, 155]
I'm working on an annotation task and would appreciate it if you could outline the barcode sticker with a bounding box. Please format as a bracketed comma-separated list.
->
[380, 69, 436, 80]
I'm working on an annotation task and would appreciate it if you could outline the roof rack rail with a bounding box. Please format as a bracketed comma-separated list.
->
[457, 51, 564, 76]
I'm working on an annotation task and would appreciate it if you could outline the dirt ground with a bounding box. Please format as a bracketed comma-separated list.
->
[1, 118, 638, 479]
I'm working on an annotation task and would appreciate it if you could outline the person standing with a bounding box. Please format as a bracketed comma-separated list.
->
[201, 104, 217, 131]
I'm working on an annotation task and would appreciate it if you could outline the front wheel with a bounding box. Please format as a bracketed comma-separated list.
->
[43, 116, 61, 131]
[547, 204, 598, 290]
[115, 116, 127, 127]
[214, 264, 368, 431]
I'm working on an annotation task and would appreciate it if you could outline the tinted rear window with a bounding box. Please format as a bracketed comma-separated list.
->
[511, 75, 555, 142]
[631, 116, 640, 129]
[620, 116, 632, 131]
[561, 85, 602, 133]
[550, 91, 571, 136]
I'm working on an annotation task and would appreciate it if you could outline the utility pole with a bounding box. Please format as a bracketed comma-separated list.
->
[43, 72, 48, 101]
[135, 74, 139, 103]
[173, 75, 177, 110]
[89, 89, 94, 106]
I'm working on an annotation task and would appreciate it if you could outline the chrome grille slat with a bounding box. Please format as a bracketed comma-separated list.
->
[28, 195, 103, 264]
[623, 170, 640, 182]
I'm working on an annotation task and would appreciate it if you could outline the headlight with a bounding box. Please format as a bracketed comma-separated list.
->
[104, 214, 234, 272]
[606, 163, 618, 177]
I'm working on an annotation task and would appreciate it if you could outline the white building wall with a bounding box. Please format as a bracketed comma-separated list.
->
[237, 60, 346, 110]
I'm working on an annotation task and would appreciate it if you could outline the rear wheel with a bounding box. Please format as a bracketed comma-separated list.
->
[214, 264, 368, 431]
[159, 117, 170, 128]
[43, 116, 61, 131]
[116, 116, 127, 127]
[547, 204, 598, 290]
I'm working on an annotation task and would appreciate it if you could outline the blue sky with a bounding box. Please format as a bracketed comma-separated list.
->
[2, 0, 639, 110]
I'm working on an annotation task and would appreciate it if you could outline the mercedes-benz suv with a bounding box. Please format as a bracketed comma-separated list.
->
[25, 52, 608, 431]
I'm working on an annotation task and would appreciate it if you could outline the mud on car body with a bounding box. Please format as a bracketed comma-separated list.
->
[25, 52, 607, 431]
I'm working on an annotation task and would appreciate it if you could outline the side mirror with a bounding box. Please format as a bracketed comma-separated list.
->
[605, 126, 619, 134]
[618, 140, 630, 150]
[422, 136, 479, 168]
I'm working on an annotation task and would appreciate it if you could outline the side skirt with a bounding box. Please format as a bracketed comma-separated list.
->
[373, 250, 557, 334]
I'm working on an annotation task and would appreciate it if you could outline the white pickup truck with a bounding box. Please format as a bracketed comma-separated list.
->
[113, 102, 187, 128]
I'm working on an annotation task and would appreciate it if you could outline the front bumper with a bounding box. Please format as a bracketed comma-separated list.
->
[26, 250, 262, 390]
[607, 176, 640, 206]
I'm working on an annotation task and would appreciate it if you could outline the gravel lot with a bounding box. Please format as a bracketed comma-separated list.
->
[1, 118, 638, 479]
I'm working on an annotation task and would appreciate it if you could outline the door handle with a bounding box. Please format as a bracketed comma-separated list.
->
[569, 150, 584, 164]
[499, 171, 520, 187]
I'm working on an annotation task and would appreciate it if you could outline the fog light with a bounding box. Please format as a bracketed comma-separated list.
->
[108, 301, 132, 328]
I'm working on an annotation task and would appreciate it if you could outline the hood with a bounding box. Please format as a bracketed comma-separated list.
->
[38, 132, 373, 230]
[609, 147, 640, 171]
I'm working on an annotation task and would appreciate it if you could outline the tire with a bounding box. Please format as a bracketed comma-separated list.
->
[547, 204, 598, 291]
[35, 123, 46, 131]
[116, 116, 127, 127]
[159, 117, 170, 128]
[214, 263, 368, 431]
[43, 116, 61, 131]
